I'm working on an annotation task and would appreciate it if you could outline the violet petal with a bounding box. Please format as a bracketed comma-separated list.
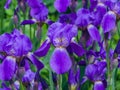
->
[87, 24, 101, 42]
[34, 39, 51, 57]
[0, 56, 16, 81]
[50, 48, 72, 74]
[101, 11, 116, 33]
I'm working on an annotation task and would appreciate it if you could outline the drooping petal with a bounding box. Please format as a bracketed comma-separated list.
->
[27, 52, 44, 70]
[34, 39, 51, 57]
[0, 56, 16, 81]
[50, 48, 72, 74]
[70, 41, 85, 56]
[87, 24, 101, 42]
[20, 19, 36, 25]
[101, 11, 116, 33]
[54, 0, 70, 12]
[114, 40, 120, 54]
[4, 0, 12, 9]
[94, 81, 105, 90]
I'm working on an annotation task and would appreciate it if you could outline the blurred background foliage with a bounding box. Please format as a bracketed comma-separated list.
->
[0, 0, 120, 89]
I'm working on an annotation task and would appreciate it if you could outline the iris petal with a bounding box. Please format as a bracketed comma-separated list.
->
[34, 39, 51, 57]
[70, 41, 85, 56]
[101, 11, 116, 33]
[54, 0, 70, 12]
[27, 53, 44, 71]
[87, 25, 101, 42]
[50, 48, 72, 74]
[0, 56, 16, 81]
[94, 81, 105, 90]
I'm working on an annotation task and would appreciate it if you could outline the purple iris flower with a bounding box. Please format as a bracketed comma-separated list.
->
[0, 29, 43, 81]
[27, 0, 48, 22]
[85, 60, 107, 90]
[21, 0, 48, 25]
[34, 22, 85, 74]
[75, 8, 101, 42]
[54, 0, 70, 12]
[101, 1, 120, 33]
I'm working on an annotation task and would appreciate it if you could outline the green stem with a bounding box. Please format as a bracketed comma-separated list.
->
[106, 38, 113, 90]
[117, 22, 120, 39]
[58, 75, 62, 90]
[112, 67, 117, 90]
[30, 25, 32, 39]
[49, 68, 54, 90]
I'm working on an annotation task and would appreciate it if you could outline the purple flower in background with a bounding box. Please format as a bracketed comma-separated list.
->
[68, 68, 80, 89]
[85, 60, 107, 90]
[54, 0, 70, 12]
[101, 11, 116, 33]
[75, 8, 101, 42]
[34, 22, 85, 74]
[0, 29, 43, 81]
[27, 0, 48, 22]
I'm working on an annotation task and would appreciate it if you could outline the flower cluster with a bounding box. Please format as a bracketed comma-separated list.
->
[1, 0, 120, 90]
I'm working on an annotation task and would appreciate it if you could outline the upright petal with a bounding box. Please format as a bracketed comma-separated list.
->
[54, 0, 70, 12]
[101, 11, 116, 33]
[87, 24, 101, 42]
[50, 48, 72, 74]
[94, 81, 105, 90]
[0, 56, 16, 81]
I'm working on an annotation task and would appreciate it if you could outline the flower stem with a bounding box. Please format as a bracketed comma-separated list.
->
[58, 75, 62, 90]
[49, 68, 54, 90]
[106, 38, 113, 90]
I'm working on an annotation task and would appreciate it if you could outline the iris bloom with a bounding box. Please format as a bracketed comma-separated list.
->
[34, 22, 85, 74]
[75, 8, 101, 42]
[0, 29, 43, 81]
[85, 61, 107, 90]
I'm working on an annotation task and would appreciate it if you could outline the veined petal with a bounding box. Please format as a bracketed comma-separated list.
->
[50, 48, 72, 74]
[34, 39, 51, 57]
[94, 81, 105, 90]
[87, 25, 101, 42]
[22, 69, 35, 82]
[0, 56, 16, 81]
[27, 52, 44, 70]
[70, 41, 85, 56]
[101, 11, 116, 33]
[85, 64, 98, 81]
